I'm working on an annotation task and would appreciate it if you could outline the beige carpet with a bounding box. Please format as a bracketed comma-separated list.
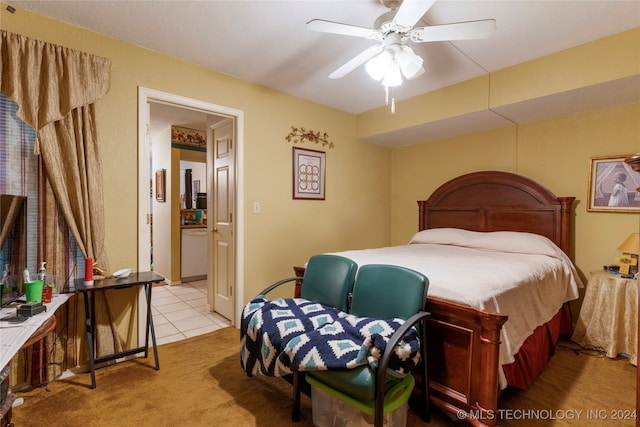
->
[10, 327, 636, 426]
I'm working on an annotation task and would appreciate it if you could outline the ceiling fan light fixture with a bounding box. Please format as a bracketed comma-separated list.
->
[308, 0, 497, 99]
[365, 49, 403, 87]
[365, 42, 424, 87]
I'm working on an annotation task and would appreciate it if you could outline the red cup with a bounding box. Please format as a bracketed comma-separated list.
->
[85, 258, 93, 282]
[42, 286, 52, 303]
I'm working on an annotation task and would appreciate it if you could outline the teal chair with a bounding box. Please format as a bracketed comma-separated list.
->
[255, 254, 358, 420]
[257, 254, 357, 312]
[295, 264, 430, 427]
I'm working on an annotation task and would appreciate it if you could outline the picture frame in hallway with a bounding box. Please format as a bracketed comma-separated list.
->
[155, 169, 166, 202]
[293, 147, 325, 200]
[588, 155, 640, 212]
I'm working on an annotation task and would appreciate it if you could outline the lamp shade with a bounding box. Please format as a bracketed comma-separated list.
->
[365, 50, 393, 81]
[618, 233, 640, 255]
[396, 46, 424, 80]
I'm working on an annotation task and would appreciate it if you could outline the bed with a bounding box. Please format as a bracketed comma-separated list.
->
[294, 171, 581, 426]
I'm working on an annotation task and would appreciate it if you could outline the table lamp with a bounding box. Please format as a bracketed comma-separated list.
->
[616, 232, 639, 275]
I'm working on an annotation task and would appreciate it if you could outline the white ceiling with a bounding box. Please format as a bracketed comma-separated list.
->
[6, 0, 640, 146]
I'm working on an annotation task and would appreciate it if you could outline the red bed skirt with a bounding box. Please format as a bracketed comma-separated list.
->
[502, 303, 573, 390]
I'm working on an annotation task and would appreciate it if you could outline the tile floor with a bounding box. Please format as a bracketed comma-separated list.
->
[151, 279, 231, 345]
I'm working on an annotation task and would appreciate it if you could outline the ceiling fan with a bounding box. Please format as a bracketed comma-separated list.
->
[307, 0, 496, 87]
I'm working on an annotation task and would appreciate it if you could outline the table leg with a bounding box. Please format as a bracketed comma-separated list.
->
[83, 291, 96, 389]
[145, 283, 160, 370]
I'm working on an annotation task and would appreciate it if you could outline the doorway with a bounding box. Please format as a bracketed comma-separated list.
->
[137, 87, 245, 342]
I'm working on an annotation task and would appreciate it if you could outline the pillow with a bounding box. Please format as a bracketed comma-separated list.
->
[409, 228, 563, 258]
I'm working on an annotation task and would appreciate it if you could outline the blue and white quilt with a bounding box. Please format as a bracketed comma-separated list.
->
[240, 296, 420, 378]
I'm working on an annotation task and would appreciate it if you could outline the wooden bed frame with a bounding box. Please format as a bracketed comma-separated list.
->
[294, 171, 575, 426]
[417, 171, 574, 426]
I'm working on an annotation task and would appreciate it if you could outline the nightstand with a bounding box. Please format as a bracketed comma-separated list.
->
[571, 270, 637, 365]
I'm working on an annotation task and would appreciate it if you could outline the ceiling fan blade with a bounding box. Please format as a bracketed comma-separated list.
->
[410, 19, 497, 42]
[392, 0, 437, 30]
[328, 44, 383, 79]
[307, 19, 379, 39]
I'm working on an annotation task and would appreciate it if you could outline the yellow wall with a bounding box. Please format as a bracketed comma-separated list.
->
[391, 103, 640, 283]
[382, 28, 640, 285]
[0, 5, 392, 308]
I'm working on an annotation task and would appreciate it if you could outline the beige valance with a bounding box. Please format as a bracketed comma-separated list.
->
[0, 30, 111, 131]
[1, 30, 119, 359]
[0, 29, 111, 274]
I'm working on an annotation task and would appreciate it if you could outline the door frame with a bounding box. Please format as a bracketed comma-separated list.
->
[137, 87, 245, 336]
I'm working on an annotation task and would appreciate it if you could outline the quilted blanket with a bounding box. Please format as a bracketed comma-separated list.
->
[240, 297, 420, 378]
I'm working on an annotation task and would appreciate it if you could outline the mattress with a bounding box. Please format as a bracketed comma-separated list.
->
[328, 228, 583, 368]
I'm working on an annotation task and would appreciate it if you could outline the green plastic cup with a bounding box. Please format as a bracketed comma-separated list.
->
[25, 280, 44, 303]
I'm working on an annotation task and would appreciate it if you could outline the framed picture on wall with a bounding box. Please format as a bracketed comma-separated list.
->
[155, 169, 166, 202]
[293, 147, 325, 200]
[587, 155, 640, 212]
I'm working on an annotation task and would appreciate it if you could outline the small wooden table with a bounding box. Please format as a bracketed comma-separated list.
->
[0, 295, 68, 371]
[20, 315, 57, 390]
[0, 393, 15, 427]
[74, 272, 165, 389]
[0, 295, 68, 425]
[571, 270, 638, 364]
[1, 366, 16, 427]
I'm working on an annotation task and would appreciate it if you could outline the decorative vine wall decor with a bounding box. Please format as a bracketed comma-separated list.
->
[285, 126, 334, 148]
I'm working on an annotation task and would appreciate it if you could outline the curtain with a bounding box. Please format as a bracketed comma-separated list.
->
[0, 30, 120, 358]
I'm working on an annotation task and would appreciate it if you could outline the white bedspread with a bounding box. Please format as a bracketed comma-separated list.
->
[328, 228, 583, 368]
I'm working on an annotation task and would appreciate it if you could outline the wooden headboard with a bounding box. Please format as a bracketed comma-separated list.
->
[417, 171, 575, 256]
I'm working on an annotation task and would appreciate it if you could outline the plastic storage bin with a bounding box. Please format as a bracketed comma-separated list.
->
[311, 385, 409, 427]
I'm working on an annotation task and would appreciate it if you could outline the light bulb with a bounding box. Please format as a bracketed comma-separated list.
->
[381, 61, 402, 87]
[365, 50, 393, 81]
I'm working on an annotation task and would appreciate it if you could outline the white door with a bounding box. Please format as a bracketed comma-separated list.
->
[138, 87, 245, 333]
[208, 118, 235, 321]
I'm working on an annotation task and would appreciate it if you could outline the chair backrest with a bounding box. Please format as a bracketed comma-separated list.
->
[300, 254, 358, 312]
[349, 264, 428, 320]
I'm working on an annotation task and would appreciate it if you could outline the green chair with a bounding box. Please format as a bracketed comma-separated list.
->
[257, 254, 357, 312]
[296, 264, 430, 427]
[255, 254, 358, 420]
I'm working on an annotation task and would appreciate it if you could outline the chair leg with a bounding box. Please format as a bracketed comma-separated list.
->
[291, 372, 301, 422]
[374, 409, 383, 427]
[421, 320, 430, 422]
[374, 385, 384, 427]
